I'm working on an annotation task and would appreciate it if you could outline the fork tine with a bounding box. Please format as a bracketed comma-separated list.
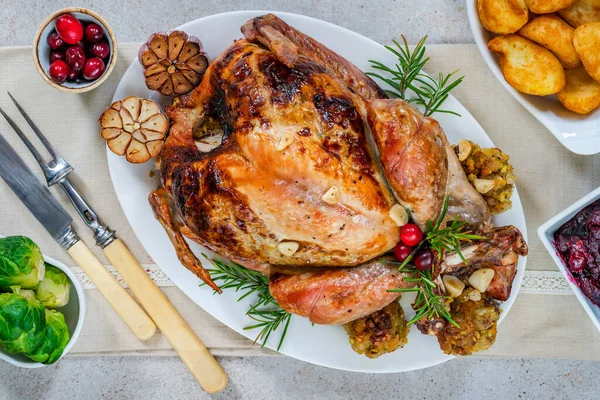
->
[0, 106, 49, 169]
[7, 92, 60, 161]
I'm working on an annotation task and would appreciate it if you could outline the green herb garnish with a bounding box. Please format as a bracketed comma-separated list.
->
[202, 256, 292, 351]
[386, 195, 485, 327]
[368, 35, 464, 117]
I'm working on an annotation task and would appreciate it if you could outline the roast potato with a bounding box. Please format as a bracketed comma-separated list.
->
[488, 35, 566, 95]
[525, 0, 577, 14]
[518, 14, 581, 69]
[477, 0, 529, 34]
[556, 66, 600, 114]
[559, 0, 600, 27]
[573, 22, 600, 82]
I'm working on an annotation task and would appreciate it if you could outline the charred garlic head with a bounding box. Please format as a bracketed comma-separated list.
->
[100, 96, 169, 163]
[138, 31, 209, 96]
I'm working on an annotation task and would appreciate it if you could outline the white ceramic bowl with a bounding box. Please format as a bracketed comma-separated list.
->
[0, 248, 86, 368]
[33, 7, 118, 93]
[537, 187, 600, 332]
[466, 0, 600, 155]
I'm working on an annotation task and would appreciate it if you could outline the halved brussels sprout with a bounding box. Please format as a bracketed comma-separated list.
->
[0, 288, 46, 354]
[26, 309, 70, 364]
[0, 236, 45, 290]
[34, 264, 71, 308]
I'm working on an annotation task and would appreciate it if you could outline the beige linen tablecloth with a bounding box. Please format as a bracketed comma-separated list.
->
[0, 44, 599, 360]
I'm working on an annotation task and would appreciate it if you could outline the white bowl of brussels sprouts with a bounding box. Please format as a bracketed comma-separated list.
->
[0, 236, 86, 368]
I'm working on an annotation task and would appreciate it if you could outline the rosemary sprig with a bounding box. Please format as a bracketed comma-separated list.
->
[412, 71, 464, 117]
[202, 256, 292, 351]
[386, 195, 485, 327]
[425, 196, 485, 263]
[367, 36, 428, 102]
[368, 36, 464, 117]
[388, 266, 458, 328]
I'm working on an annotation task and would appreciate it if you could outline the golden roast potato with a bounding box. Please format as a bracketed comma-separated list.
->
[556, 66, 600, 114]
[477, 0, 529, 34]
[518, 14, 581, 69]
[525, 0, 577, 14]
[573, 22, 600, 83]
[488, 35, 566, 95]
[559, 0, 600, 27]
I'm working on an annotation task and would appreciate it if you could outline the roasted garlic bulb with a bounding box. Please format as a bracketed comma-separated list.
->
[100, 96, 168, 163]
[453, 140, 515, 215]
[139, 31, 209, 96]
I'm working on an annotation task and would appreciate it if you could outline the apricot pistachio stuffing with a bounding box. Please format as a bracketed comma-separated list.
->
[138, 31, 209, 96]
[100, 96, 168, 163]
[453, 140, 515, 215]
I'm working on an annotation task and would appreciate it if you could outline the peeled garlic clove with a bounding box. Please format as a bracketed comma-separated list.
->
[389, 204, 409, 227]
[322, 186, 340, 204]
[474, 178, 497, 194]
[277, 241, 299, 256]
[468, 268, 495, 293]
[442, 275, 466, 298]
[457, 139, 473, 161]
[276, 134, 295, 151]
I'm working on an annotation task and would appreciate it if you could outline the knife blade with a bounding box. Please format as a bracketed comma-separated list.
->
[0, 132, 75, 247]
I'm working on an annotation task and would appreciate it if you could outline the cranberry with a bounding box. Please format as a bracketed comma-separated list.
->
[47, 32, 64, 50]
[414, 249, 434, 271]
[67, 68, 80, 81]
[82, 57, 105, 80]
[55, 14, 84, 45]
[85, 23, 104, 42]
[48, 60, 70, 83]
[393, 242, 413, 263]
[567, 240, 591, 273]
[50, 51, 64, 63]
[400, 223, 423, 247]
[90, 42, 110, 59]
[65, 45, 86, 70]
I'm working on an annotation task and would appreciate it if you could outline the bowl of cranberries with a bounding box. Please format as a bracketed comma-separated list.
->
[538, 186, 600, 333]
[33, 8, 117, 93]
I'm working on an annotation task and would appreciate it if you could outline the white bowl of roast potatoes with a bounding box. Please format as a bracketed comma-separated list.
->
[467, 0, 600, 155]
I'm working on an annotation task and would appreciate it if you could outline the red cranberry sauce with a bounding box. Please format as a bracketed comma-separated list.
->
[554, 200, 600, 305]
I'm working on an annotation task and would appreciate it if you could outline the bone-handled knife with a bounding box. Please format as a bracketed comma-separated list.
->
[0, 133, 157, 341]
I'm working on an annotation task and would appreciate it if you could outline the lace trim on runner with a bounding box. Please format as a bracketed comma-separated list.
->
[71, 265, 574, 295]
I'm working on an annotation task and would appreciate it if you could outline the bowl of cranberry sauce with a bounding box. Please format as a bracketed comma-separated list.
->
[33, 8, 117, 93]
[538, 187, 600, 332]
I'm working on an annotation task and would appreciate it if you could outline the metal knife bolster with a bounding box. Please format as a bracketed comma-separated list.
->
[55, 225, 80, 250]
[58, 179, 116, 248]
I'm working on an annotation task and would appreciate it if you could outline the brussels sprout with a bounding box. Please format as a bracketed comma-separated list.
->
[26, 309, 70, 364]
[34, 264, 71, 308]
[0, 236, 45, 290]
[0, 288, 46, 354]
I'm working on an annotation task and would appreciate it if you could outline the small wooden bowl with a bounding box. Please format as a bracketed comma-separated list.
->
[33, 8, 118, 93]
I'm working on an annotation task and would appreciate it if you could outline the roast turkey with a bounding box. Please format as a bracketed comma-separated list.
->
[149, 14, 526, 324]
